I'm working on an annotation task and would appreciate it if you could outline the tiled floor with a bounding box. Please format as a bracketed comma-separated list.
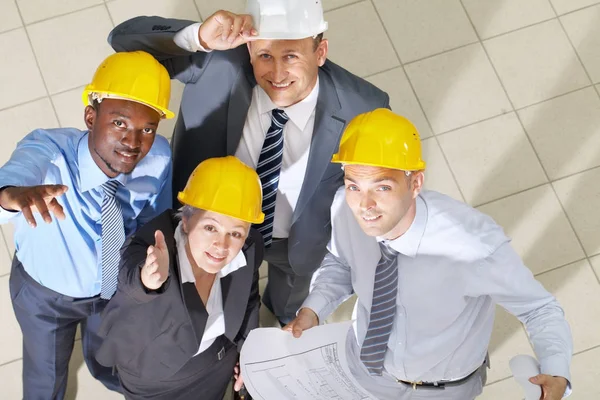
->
[1, 0, 600, 398]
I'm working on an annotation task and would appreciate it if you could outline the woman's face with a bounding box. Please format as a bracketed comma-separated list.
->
[183, 210, 250, 274]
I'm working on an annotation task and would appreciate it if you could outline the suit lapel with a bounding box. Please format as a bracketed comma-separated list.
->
[226, 67, 255, 156]
[221, 244, 255, 340]
[293, 69, 346, 222]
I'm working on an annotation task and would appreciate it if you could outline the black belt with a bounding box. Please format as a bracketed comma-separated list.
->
[397, 366, 481, 390]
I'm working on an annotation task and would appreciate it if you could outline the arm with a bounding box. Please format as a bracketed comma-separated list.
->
[466, 242, 572, 390]
[109, 16, 208, 84]
[0, 130, 67, 225]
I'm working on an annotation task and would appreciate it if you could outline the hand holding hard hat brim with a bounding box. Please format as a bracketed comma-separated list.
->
[198, 11, 258, 51]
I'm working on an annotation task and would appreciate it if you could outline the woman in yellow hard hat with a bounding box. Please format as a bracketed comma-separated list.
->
[96, 156, 264, 400]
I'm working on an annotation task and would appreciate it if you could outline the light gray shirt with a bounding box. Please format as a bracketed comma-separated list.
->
[303, 188, 572, 386]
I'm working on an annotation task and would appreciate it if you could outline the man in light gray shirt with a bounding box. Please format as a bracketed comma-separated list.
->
[285, 109, 572, 400]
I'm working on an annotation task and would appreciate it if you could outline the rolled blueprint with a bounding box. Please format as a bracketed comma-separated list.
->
[509, 355, 542, 400]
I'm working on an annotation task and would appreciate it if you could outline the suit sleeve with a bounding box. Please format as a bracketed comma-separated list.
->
[236, 229, 264, 352]
[108, 16, 211, 84]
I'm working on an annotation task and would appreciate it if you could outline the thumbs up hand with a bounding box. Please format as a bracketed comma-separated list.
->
[140, 230, 170, 290]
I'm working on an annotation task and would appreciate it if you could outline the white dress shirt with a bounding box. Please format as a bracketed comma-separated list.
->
[174, 223, 247, 356]
[303, 188, 572, 395]
[174, 23, 318, 238]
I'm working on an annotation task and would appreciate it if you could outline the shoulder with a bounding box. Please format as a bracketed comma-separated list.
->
[420, 191, 508, 259]
[320, 60, 388, 107]
[18, 128, 85, 156]
[129, 134, 171, 180]
[242, 227, 264, 271]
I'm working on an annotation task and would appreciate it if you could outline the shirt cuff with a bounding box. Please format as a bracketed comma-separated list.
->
[301, 293, 334, 324]
[173, 22, 212, 53]
[540, 355, 572, 398]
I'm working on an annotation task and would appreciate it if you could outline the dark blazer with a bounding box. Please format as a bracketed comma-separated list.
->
[96, 210, 264, 381]
[108, 17, 390, 277]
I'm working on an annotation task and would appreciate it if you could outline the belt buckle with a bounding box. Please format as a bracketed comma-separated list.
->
[217, 346, 225, 361]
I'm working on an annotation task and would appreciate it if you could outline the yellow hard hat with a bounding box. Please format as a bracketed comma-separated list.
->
[82, 51, 174, 119]
[178, 156, 265, 224]
[332, 108, 426, 171]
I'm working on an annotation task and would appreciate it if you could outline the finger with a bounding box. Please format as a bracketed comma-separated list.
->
[154, 230, 167, 251]
[240, 15, 255, 37]
[292, 325, 304, 338]
[21, 205, 37, 228]
[234, 365, 239, 374]
[228, 16, 244, 43]
[33, 196, 52, 224]
[218, 15, 234, 41]
[234, 376, 243, 391]
[47, 197, 66, 220]
[44, 184, 68, 197]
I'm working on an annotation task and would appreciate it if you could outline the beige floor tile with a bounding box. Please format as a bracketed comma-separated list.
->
[366, 67, 433, 139]
[27, 6, 114, 95]
[462, 0, 556, 39]
[0, 232, 11, 276]
[16, 0, 103, 24]
[0, 29, 47, 110]
[259, 260, 267, 279]
[553, 168, 600, 256]
[107, 0, 200, 26]
[480, 377, 526, 399]
[478, 185, 585, 275]
[258, 277, 279, 328]
[194, 0, 243, 19]
[0, 98, 59, 166]
[0, 0, 22, 33]
[437, 113, 547, 206]
[519, 88, 600, 180]
[590, 255, 600, 281]
[51, 86, 87, 130]
[2, 224, 15, 259]
[487, 306, 535, 383]
[569, 346, 600, 400]
[325, 1, 399, 77]
[322, 0, 359, 11]
[421, 138, 463, 201]
[561, 4, 600, 84]
[0, 359, 23, 400]
[157, 80, 185, 140]
[536, 260, 600, 353]
[373, 0, 477, 63]
[325, 295, 356, 324]
[0, 275, 22, 365]
[66, 341, 123, 400]
[405, 43, 511, 134]
[484, 19, 590, 109]
[549, 0, 600, 15]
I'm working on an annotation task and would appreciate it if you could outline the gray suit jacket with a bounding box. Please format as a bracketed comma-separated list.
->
[108, 17, 390, 276]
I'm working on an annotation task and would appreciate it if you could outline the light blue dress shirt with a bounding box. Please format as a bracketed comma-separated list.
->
[304, 188, 572, 398]
[0, 128, 172, 298]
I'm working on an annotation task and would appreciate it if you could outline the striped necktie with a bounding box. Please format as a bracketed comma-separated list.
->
[360, 242, 399, 375]
[253, 109, 289, 247]
[99, 180, 125, 299]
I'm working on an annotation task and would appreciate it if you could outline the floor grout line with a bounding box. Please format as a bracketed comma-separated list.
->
[369, 0, 468, 203]
[17, 3, 108, 28]
[324, 0, 366, 14]
[0, 357, 21, 368]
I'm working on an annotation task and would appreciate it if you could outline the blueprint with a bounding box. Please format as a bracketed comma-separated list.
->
[240, 321, 376, 400]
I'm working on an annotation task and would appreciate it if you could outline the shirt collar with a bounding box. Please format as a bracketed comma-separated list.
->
[377, 195, 428, 258]
[174, 222, 247, 283]
[77, 132, 126, 192]
[256, 77, 320, 132]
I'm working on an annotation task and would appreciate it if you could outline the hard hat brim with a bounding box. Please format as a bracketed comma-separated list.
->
[177, 192, 266, 224]
[82, 88, 175, 120]
[331, 157, 427, 171]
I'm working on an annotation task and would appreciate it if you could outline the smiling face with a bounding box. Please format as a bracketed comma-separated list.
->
[182, 210, 251, 274]
[247, 37, 328, 107]
[343, 165, 424, 240]
[85, 98, 160, 178]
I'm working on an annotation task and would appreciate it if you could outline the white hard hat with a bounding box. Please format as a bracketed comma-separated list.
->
[246, 0, 328, 40]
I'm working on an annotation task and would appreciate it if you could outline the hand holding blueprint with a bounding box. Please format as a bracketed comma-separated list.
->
[240, 321, 377, 400]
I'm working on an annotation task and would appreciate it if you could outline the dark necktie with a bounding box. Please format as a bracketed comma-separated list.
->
[253, 109, 289, 247]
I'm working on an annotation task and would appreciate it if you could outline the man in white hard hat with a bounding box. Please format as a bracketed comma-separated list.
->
[108, 0, 390, 325]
